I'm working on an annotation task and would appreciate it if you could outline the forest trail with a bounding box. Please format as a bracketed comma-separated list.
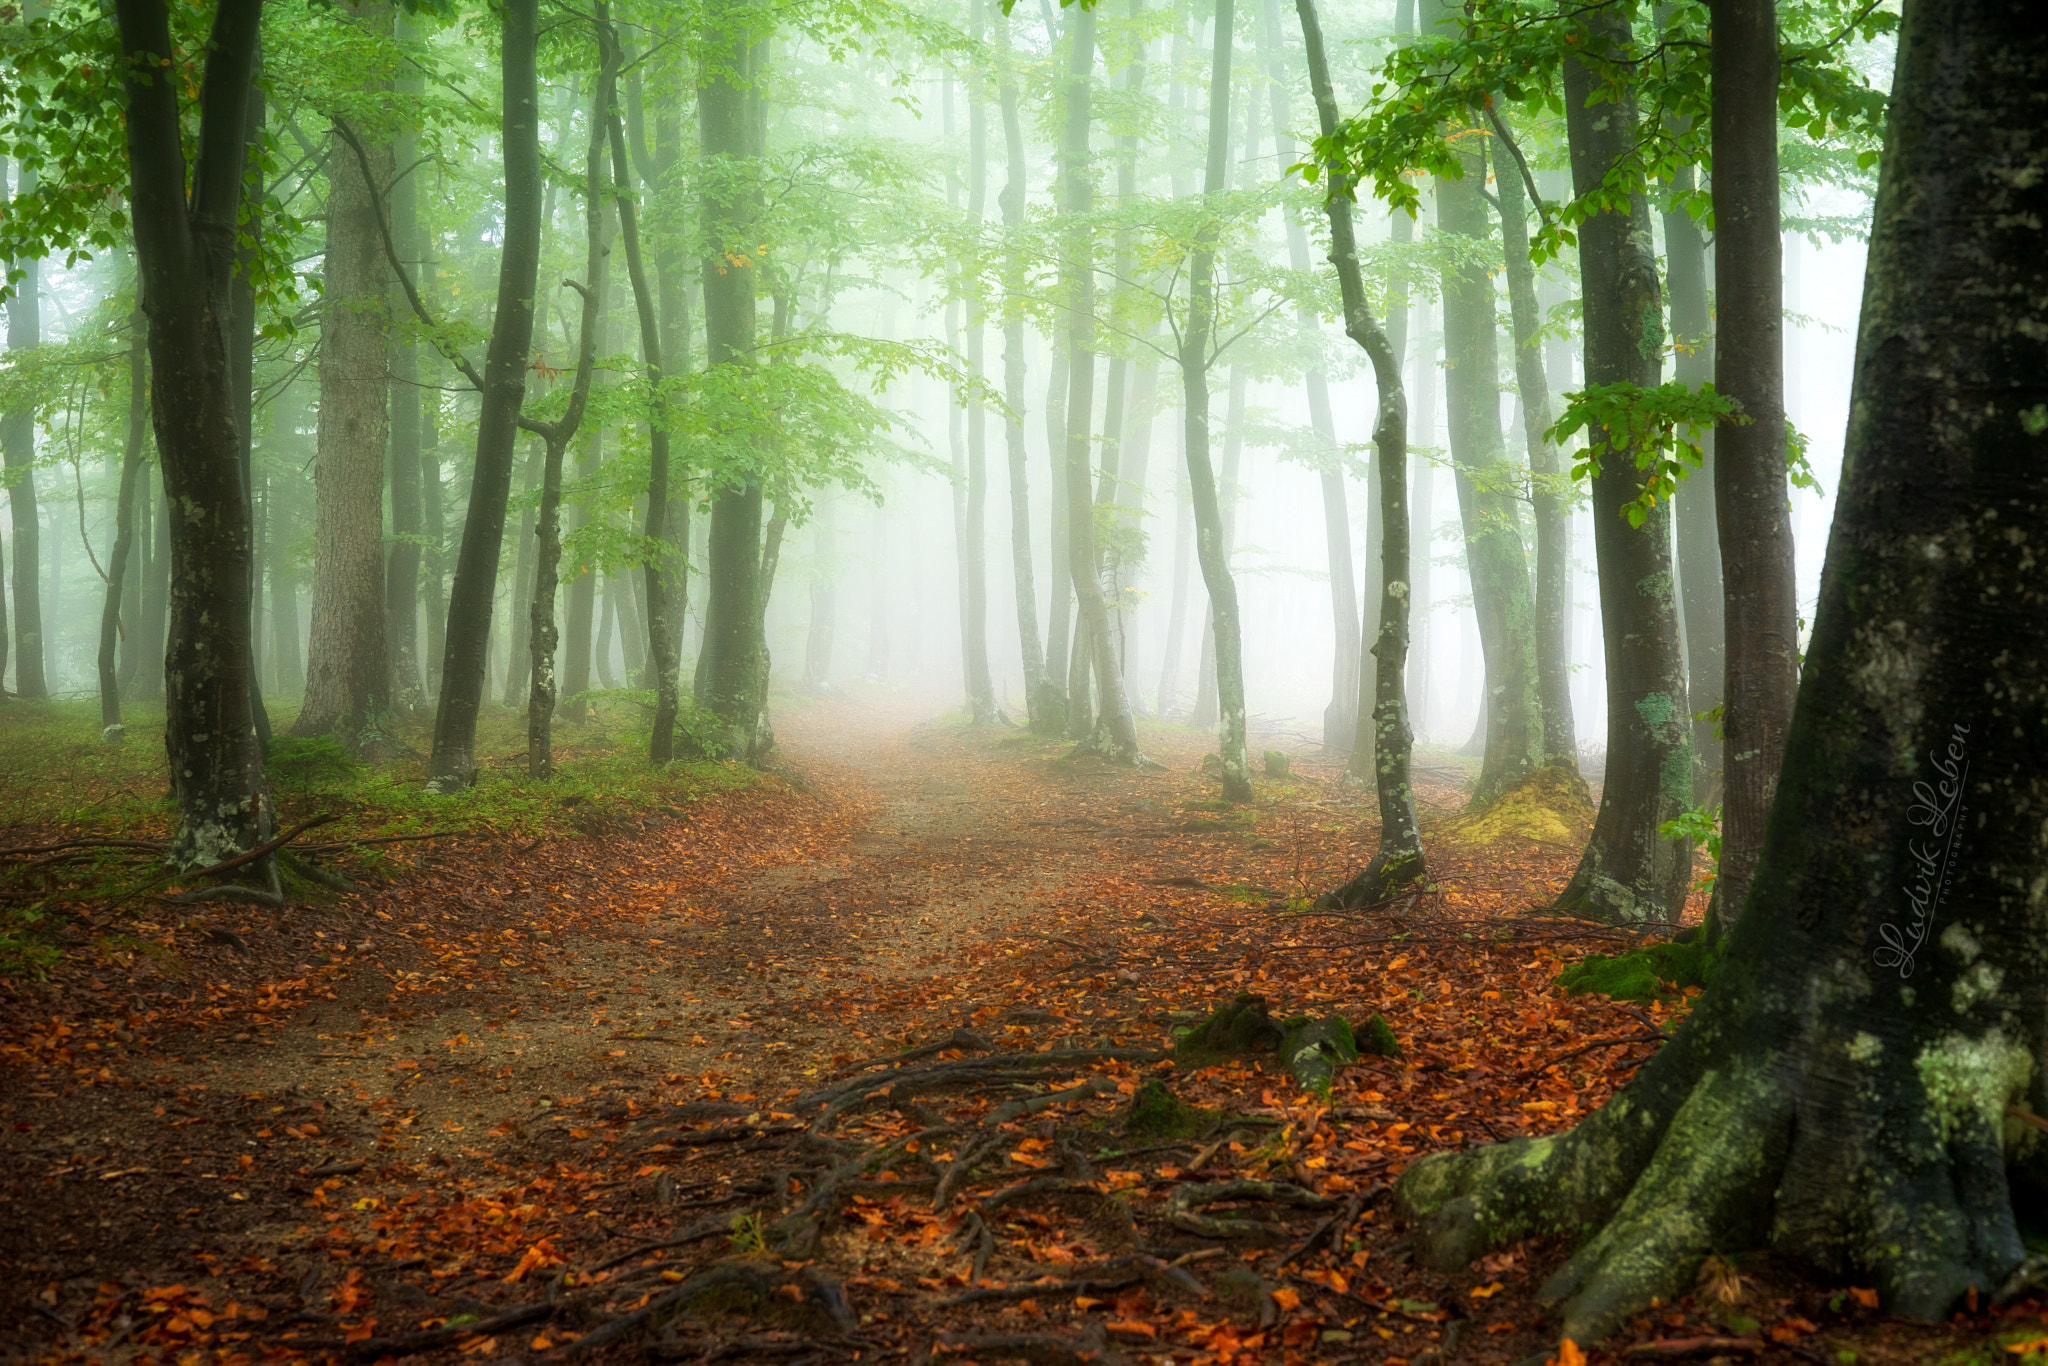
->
[0, 700, 1967, 1365]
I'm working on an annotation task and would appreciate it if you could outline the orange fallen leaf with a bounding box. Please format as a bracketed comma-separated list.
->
[1470, 1281, 1505, 1299]
[1104, 1319, 1157, 1339]
[1849, 1286, 1880, 1309]
[1271, 1286, 1301, 1312]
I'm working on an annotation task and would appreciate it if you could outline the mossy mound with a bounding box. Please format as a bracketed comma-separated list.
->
[1354, 1013, 1401, 1058]
[1433, 762, 1595, 847]
[1176, 993, 1285, 1057]
[1263, 750, 1290, 778]
[1558, 938, 1716, 1002]
[1121, 1079, 1218, 1139]
[1177, 994, 1384, 1094]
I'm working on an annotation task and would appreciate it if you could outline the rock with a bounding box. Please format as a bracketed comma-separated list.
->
[1262, 750, 1290, 778]
[1279, 1016, 1358, 1095]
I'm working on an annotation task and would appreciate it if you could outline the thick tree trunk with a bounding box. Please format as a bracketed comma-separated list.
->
[996, 6, 1055, 732]
[425, 0, 545, 791]
[1435, 128, 1542, 807]
[297, 0, 394, 743]
[1550, 3, 1694, 923]
[117, 0, 270, 865]
[1396, 8, 2048, 1345]
[384, 17, 427, 716]
[692, 10, 767, 760]
[98, 308, 149, 739]
[1496, 147, 1577, 770]
[1180, 0, 1252, 802]
[1298, 0, 1422, 904]
[2, 162, 47, 701]
[1707, 0, 1797, 939]
[1665, 165, 1722, 803]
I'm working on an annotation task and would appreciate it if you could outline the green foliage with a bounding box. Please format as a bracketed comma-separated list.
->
[1120, 1079, 1213, 1139]
[1658, 802, 1722, 893]
[264, 735, 364, 792]
[1559, 939, 1715, 1003]
[1548, 380, 1743, 526]
[0, 905, 63, 981]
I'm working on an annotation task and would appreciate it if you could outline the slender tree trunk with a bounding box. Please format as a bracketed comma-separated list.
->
[425, 0, 545, 791]
[1434, 122, 1542, 807]
[1396, 7, 2048, 1342]
[1552, 3, 1694, 923]
[693, 7, 767, 759]
[1662, 164, 1723, 809]
[996, 6, 1055, 731]
[1044, 347, 1071, 695]
[2, 162, 47, 701]
[1157, 419, 1193, 715]
[1299, 0, 1422, 902]
[297, 0, 393, 743]
[594, 577, 617, 689]
[419, 377, 445, 701]
[385, 16, 427, 715]
[98, 307, 149, 739]
[960, 0, 996, 724]
[1190, 362, 1245, 733]
[117, 0, 270, 864]
[528, 432, 571, 779]
[1407, 302, 1435, 736]
[503, 442, 543, 706]
[1181, 0, 1253, 802]
[1496, 145, 1578, 769]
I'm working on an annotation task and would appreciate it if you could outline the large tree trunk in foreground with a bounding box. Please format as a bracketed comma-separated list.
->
[118, 0, 270, 865]
[1298, 0, 1422, 906]
[1550, 3, 1693, 924]
[425, 0, 543, 791]
[1395, 4, 2048, 1347]
[297, 1, 393, 743]
[1707, 0, 1797, 940]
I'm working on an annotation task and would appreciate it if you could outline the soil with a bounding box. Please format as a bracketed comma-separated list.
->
[0, 694, 2031, 1365]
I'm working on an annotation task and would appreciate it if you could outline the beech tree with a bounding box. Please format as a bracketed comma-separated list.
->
[1394, 0, 2048, 1347]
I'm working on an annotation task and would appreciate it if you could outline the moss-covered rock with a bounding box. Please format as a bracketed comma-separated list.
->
[1178, 993, 1379, 1093]
[1280, 1016, 1357, 1095]
[1354, 1013, 1402, 1058]
[1434, 762, 1596, 848]
[1176, 992, 1285, 1057]
[1263, 750, 1290, 778]
[1558, 939, 1716, 1002]
[1121, 1079, 1216, 1139]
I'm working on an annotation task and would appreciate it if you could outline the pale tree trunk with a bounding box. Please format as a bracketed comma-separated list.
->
[98, 306, 149, 739]
[386, 25, 427, 714]
[1180, 0, 1252, 802]
[1298, 0, 1422, 904]
[1550, 1, 1694, 923]
[1397, 7, 2048, 1345]
[958, 6, 996, 722]
[2, 159, 47, 701]
[299, 1, 394, 743]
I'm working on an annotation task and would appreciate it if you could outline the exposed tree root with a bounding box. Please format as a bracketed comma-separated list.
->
[1164, 1180, 1335, 1239]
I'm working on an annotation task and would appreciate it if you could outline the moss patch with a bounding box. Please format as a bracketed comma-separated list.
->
[1558, 939, 1717, 1002]
[1176, 993, 1286, 1058]
[1432, 763, 1595, 848]
[1121, 1080, 1217, 1139]
[1354, 1013, 1402, 1057]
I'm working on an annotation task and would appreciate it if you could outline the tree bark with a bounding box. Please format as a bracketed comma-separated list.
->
[1495, 140, 1577, 770]
[1664, 165, 1722, 803]
[116, 0, 270, 865]
[1396, 6, 2048, 1344]
[1550, 3, 1694, 923]
[98, 306, 149, 739]
[385, 22, 427, 715]
[996, 5, 1056, 732]
[425, 0, 545, 791]
[297, 0, 393, 743]
[1298, 0, 1423, 904]
[2, 161, 47, 701]
[1707, 0, 1797, 940]
[1180, 0, 1253, 802]
[1434, 121, 1542, 807]
[959, 0, 997, 724]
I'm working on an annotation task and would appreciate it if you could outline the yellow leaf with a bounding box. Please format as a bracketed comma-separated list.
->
[1470, 1281, 1505, 1299]
[1271, 1287, 1301, 1312]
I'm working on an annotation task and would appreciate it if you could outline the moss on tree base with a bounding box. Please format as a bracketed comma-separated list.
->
[1557, 939, 1716, 1002]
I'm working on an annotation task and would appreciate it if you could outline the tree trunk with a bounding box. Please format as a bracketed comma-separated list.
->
[1190, 361, 1245, 734]
[503, 442, 543, 706]
[2, 161, 47, 701]
[297, 0, 394, 743]
[1496, 145, 1577, 771]
[130, 477, 171, 702]
[1406, 302, 1435, 736]
[1180, 0, 1253, 802]
[1550, 2, 1694, 923]
[420, 354, 446, 704]
[117, 0, 270, 865]
[98, 306, 149, 739]
[385, 16, 427, 716]
[425, 0, 545, 791]
[1044, 346, 1071, 698]
[1707, 0, 1797, 940]
[1396, 7, 2048, 1344]
[1664, 166, 1722, 805]
[1435, 124, 1542, 808]
[692, 10, 768, 760]
[1157, 421, 1193, 716]
[1298, 0, 1423, 904]
[996, 4, 1056, 732]
[270, 471, 303, 697]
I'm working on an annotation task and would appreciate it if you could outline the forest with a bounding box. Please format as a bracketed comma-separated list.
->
[0, 0, 2044, 1362]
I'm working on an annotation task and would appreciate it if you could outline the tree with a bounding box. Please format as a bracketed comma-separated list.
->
[1178, 0, 1253, 804]
[98, 305, 149, 739]
[384, 12, 429, 716]
[1296, 0, 1422, 907]
[2, 158, 47, 701]
[424, 0, 545, 792]
[116, 0, 270, 864]
[956, 0, 996, 726]
[295, 0, 394, 744]
[1393, 1, 2048, 1348]
[1549, 3, 1693, 924]
[1707, 0, 1797, 938]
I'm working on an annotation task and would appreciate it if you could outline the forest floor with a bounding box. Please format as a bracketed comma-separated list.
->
[0, 689, 2039, 1366]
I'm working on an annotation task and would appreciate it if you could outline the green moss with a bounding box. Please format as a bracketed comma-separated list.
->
[1121, 1080, 1215, 1139]
[1177, 992, 1285, 1057]
[1634, 691, 1676, 729]
[1355, 1013, 1402, 1057]
[1558, 939, 1717, 1002]
[1435, 763, 1595, 847]
[1262, 750, 1290, 778]
[1282, 1016, 1359, 1095]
